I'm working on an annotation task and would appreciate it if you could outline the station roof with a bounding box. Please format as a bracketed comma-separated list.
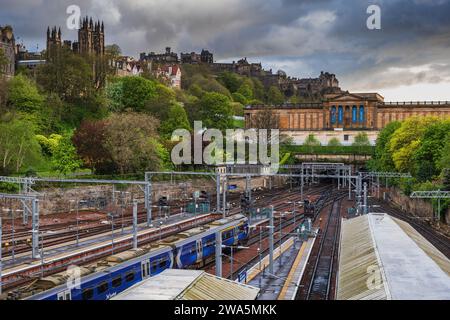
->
[112, 269, 260, 300]
[337, 213, 450, 300]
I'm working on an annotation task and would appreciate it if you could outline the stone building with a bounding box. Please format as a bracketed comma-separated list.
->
[140, 47, 179, 63]
[181, 49, 213, 64]
[114, 56, 149, 77]
[0, 25, 16, 78]
[46, 16, 105, 59]
[245, 92, 450, 145]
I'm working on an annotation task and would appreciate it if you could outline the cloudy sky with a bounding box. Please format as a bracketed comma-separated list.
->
[2, 0, 450, 101]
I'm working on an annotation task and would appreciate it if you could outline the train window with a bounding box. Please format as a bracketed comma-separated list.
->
[151, 261, 158, 273]
[97, 282, 109, 294]
[159, 260, 167, 269]
[112, 276, 122, 288]
[82, 288, 94, 300]
[125, 271, 135, 282]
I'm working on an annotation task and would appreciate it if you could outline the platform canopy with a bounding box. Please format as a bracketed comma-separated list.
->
[337, 213, 450, 300]
[112, 269, 260, 300]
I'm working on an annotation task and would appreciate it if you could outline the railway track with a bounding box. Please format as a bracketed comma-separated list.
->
[204, 187, 338, 281]
[296, 195, 343, 300]
[370, 199, 450, 259]
[1, 184, 331, 292]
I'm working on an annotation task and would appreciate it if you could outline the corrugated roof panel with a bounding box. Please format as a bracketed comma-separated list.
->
[392, 217, 450, 277]
[112, 269, 259, 300]
[336, 215, 388, 300]
[177, 273, 259, 301]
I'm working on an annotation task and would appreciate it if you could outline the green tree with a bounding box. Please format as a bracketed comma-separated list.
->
[267, 86, 284, 105]
[36, 133, 62, 157]
[232, 92, 248, 105]
[160, 103, 192, 139]
[197, 92, 234, 131]
[120, 76, 157, 112]
[388, 116, 438, 172]
[328, 137, 342, 147]
[0, 119, 43, 174]
[230, 102, 244, 117]
[368, 121, 401, 171]
[413, 119, 450, 180]
[237, 82, 253, 102]
[51, 133, 82, 176]
[251, 78, 265, 101]
[218, 72, 243, 93]
[145, 83, 176, 120]
[304, 134, 321, 146]
[353, 132, 371, 147]
[439, 135, 450, 172]
[7, 74, 44, 113]
[37, 48, 94, 102]
[104, 112, 161, 174]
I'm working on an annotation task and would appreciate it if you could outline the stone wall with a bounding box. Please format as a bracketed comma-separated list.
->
[1, 176, 285, 217]
[384, 187, 434, 219]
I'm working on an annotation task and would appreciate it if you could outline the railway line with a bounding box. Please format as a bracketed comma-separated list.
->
[0, 184, 331, 293]
[296, 195, 343, 300]
[203, 187, 341, 282]
[1, 184, 331, 260]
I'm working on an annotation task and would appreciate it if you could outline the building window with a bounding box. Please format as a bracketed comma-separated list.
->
[330, 106, 337, 124]
[359, 105, 365, 124]
[344, 135, 349, 141]
[338, 106, 344, 124]
[352, 106, 358, 123]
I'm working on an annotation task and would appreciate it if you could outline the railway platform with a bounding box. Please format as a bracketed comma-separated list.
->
[337, 213, 450, 300]
[244, 233, 316, 300]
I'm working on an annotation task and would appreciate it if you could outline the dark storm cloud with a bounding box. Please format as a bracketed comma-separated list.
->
[1, 0, 450, 95]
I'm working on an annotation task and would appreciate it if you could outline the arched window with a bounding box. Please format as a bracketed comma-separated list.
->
[338, 106, 344, 124]
[352, 106, 358, 123]
[330, 106, 337, 124]
[359, 105, 365, 124]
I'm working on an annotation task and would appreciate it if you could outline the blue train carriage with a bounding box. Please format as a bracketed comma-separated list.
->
[19, 215, 249, 300]
[23, 244, 173, 301]
[160, 214, 249, 270]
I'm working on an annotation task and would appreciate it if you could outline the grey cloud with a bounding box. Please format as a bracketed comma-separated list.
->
[1, 0, 450, 95]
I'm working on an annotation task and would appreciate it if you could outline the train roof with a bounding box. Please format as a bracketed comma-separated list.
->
[112, 269, 260, 300]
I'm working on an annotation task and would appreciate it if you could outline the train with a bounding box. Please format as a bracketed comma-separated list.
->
[7, 214, 249, 301]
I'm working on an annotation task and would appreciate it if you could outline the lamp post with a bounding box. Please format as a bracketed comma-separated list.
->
[287, 201, 302, 230]
[278, 213, 286, 268]
[108, 213, 115, 254]
[119, 191, 130, 234]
